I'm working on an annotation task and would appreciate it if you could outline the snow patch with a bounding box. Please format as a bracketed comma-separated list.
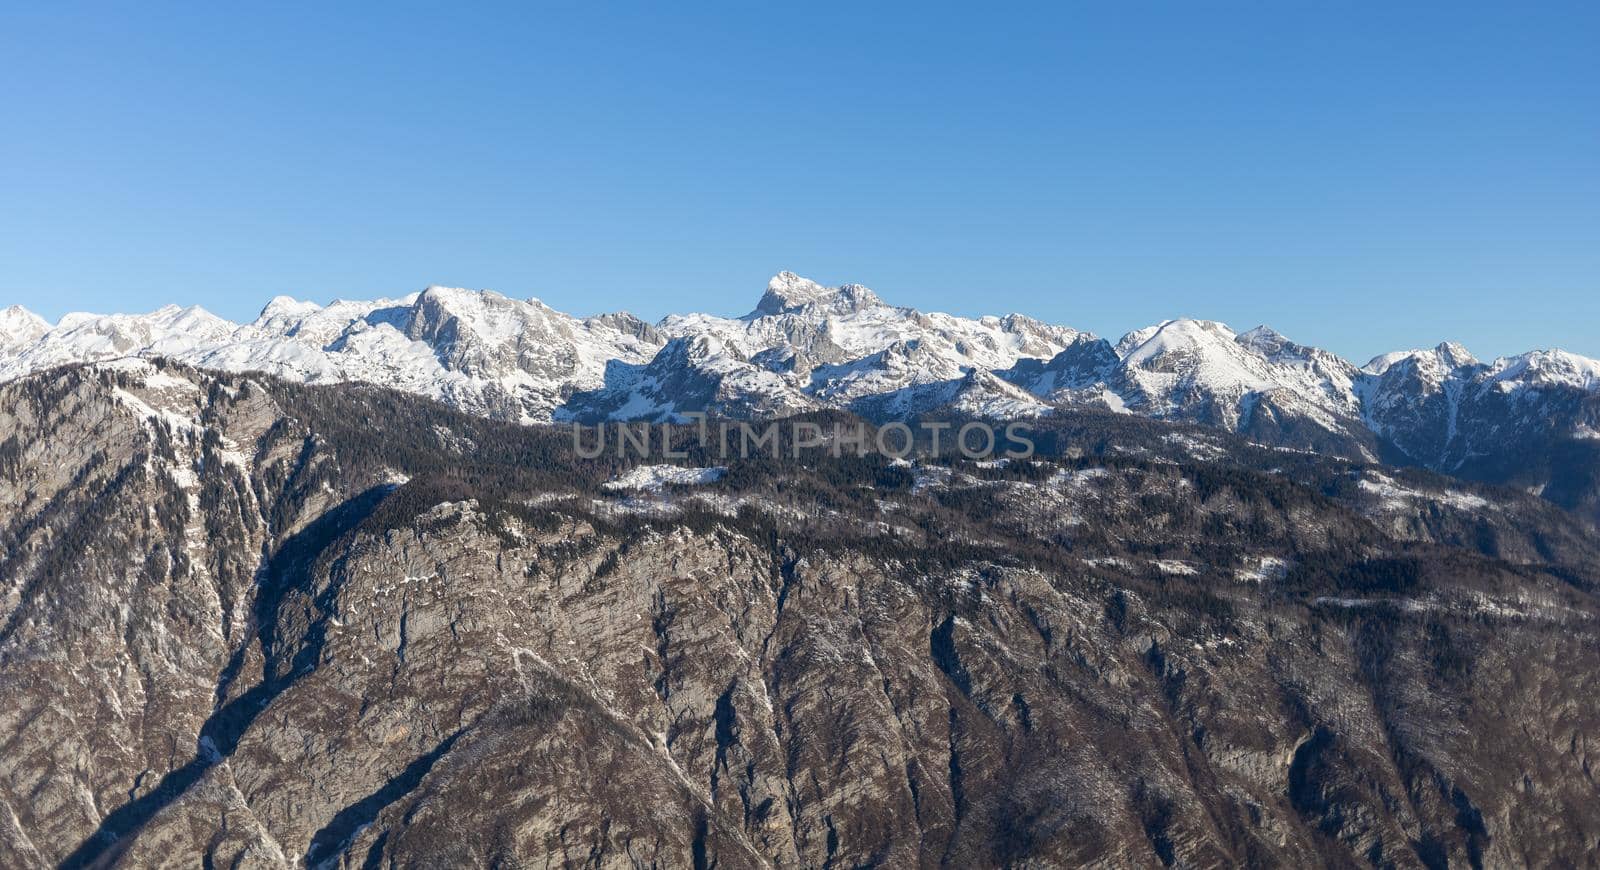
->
[603, 464, 725, 492]
[1153, 559, 1199, 576]
[1358, 472, 1489, 511]
[1235, 556, 1289, 583]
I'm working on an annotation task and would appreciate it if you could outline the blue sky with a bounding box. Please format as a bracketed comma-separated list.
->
[2, 1, 1596, 362]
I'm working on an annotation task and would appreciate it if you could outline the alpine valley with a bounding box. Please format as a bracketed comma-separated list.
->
[3, 274, 1600, 868]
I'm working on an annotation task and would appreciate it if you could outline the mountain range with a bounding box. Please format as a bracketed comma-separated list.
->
[5, 358, 1600, 867]
[5, 272, 1598, 520]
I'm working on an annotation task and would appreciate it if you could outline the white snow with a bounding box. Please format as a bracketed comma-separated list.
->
[1235, 556, 1289, 583]
[911, 465, 956, 493]
[1049, 467, 1109, 488]
[1153, 559, 1199, 576]
[602, 465, 725, 492]
[1358, 472, 1490, 511]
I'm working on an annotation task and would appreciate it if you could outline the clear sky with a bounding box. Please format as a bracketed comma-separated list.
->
[2, 1, 1596, 362]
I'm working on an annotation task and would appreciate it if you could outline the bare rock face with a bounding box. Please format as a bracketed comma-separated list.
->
[3, 362, 1600, 868]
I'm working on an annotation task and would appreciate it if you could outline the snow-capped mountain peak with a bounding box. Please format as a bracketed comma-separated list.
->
[1487, 349, 1600, 391]
[1235, 325, 1291, 355]
[258, 294, 322, 318]
[1436, 340, 1478, 368]
[1087, 318, 1374, 442]
[1364, 341, 1479, 376]
[0, 305, 50, 348]
[408, 285, 569, 349]
[253, 295, 326, 332]
[750, 271, 885, 318]
[1119, 319, 1243, 367]
[149, 303, 232, 334]
[1109, 319, 1279, 429]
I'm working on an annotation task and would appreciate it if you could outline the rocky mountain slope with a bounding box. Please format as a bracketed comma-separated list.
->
[4, 274, 1597, 521]
[3, 361, 1599, 867]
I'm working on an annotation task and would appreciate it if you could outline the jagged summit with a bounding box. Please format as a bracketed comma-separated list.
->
[1235, 325, 1290, 354]
[1364, 341, 1479, 376]
[585, 311, 661, 343]
[1435, 340, 1478, 367]
[750, 271, 884, 317]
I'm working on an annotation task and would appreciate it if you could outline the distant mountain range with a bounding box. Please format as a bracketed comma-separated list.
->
[5, 282, 1600, 866]
[5, 272, 1598, 518]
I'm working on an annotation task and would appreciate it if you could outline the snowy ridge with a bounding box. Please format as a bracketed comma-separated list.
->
[2, 272, 1597, 471]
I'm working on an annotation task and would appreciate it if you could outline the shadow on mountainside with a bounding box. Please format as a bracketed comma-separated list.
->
[59, 485, 397, 870]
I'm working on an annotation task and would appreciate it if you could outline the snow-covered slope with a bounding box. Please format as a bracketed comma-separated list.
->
[851, 367, 1055, 421]
[985, 319, 1378, 456]
[1486, 349, 1600, 392]
[557, 334, 818, 423]
[1104, 319, 1364, 433]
